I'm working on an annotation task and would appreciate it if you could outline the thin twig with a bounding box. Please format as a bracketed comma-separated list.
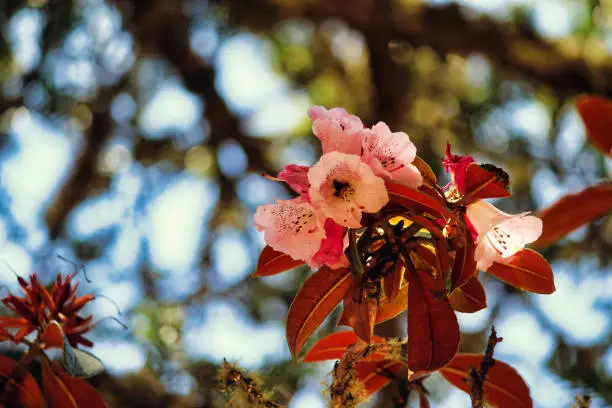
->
[469, 326, 503, 408]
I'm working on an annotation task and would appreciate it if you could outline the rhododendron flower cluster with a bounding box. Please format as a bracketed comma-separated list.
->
[255, 106, 423, 269]
[253, 106, 555, 408]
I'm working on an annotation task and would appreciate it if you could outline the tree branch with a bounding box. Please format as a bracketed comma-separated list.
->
[364, 0, 408, 129]
[224, 0, 612, 97]
[45, 104, 114, 239]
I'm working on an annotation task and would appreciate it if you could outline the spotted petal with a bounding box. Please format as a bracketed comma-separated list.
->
[467, 200, 542, 270]
[308, 106, 364, 155]
[308, 152, 388, 228]
[361, 122, 423, 188]
[254, 198, 326, 263]
[278, 164, 311, 197]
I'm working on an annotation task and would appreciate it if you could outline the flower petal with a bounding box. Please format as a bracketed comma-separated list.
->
[489, 215, 542, 258]
[442, 143, 475, 194]
[278, 164, 311, 197]
[467, 201, 543, 270]
[311, 220, 349, 269]
[308, 152, 388, 228]
[465, 200, 513, 238]
[362, 122, 423, 187]
[308, 106, 363, 155]
[254, 198, 326, 263]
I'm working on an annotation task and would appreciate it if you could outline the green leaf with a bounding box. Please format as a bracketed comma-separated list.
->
[62, 338, 105, 378]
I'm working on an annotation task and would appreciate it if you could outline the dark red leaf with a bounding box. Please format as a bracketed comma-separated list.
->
[534, 183, 612, 248]
[435, 239, 450, 279]
[286, 267, 352, 359]
[450, 238, 477, 290]
[383, 257, 405, 302]
[254, 245, 305, 277]
[488, 249, 555, 294]
[58, 373, 109, 408]
[337, 281, 409, 328]
[463, 162, 511, 202]
[42, 360, 78, 408]
[42, 321, 65, 349]
[407, 268, 460, 372]
[0, 356, 44, 408]
[408, 214, 446, 241]
[343, 281, 378, 344]
[418, 390, 431, 408]
[413, 156, 437, 185]
[377, 281, 409, 323]
[355, 361, 402, 395]
[410, 245, 437, 271]
[449, 276, 487, 313]
[440, 353, 532, 408]
[576, 95, 612, 156]
[302, 331, 384, 362]
[386, 182, 452, 218]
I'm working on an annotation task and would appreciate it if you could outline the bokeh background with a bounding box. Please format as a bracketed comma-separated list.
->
[0, 0, 611, 406]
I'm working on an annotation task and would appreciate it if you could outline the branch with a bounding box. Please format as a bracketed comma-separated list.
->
[223, 0, 612, 97]
[469, 326, 503, 408]
[364, 0, 409, 129]
[45, 103, 115, 239]
[126, 0, 278, 181]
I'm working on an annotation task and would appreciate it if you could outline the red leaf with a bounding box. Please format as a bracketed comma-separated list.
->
[450, 239, 477, 290]
[58, 373, 109, 408]
[408, 214, 446, 241]
[286, 266, 352, 359]
[463, 162, 511, 202]
[337, 281, 409, 328]
[413, 156, 437, 185]
[576, 95, 612, 156]
[383, 257, 405, 305]
[435, 239, 450, 278]
[418, 390, 431, 408]
[302, 331, 384, 362]
[343, 281, 378, 343]
[411, 245, 437, 270]
[254, 245, 305, 277]
[42, 320, 65, 349]
[488, 249, 555, 294]
[42, 360, 78, 408]
[407, 268, 460, 372]
[440, 353, 533, 408]
[0, 356, 44, 408]
[449, 276, 487, 313]
[377, 282, 409, 323]
[534, 183, 612, 248]
[355, 361, 402, 395]
[386, 182, 452, 218]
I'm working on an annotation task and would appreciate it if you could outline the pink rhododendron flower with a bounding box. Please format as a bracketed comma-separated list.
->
[442, 143, 475, 195]
[308, 152, 388, 228]
[278, 164, 310, 198]
[311, 220, 349, 269]
[466, 200, 543, 270]
[361, 122, 423, 187]
[254, 198, 326, 263]
[308, 106, 364, 155]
